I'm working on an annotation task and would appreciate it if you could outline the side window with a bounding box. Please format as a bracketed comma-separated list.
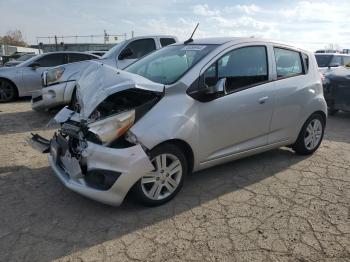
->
[302, 53, 309, 74]
[274, 48, 303, 78]
[204, 46, 268, 93]
[160, 38, 176, 47]
[35, 54, 65, 67]
[342, 56, 350, 67]
[122, 39, 156, 59]
[68, 53, 96, 63]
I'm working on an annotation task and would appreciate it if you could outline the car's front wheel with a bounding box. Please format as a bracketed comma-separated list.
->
[0, 79, 17, 102]
[292, 113, 325, 155]
[132, 143, 187, 206]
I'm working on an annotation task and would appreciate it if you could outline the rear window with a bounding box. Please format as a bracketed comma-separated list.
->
[274, 48, 303, 78]
[160, 38, 176, 47]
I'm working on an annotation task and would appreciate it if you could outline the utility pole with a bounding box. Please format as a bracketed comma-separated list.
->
[54, 35, 58, 51]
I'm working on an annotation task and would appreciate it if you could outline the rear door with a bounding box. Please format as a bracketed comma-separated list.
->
[22, 53, 66, 94]
[268, 47, 310, 144]
[117, 38, 157, 69]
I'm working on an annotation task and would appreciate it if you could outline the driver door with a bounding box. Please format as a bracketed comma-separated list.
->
[21, 53, 67, 95]
[196, 45, 275, 164]
[117, 38, 157, 69]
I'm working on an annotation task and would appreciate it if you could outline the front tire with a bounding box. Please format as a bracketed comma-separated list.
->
[0, 79, 17, 102]
[292, 113, 325, 155]
[132, 144, 187, 206]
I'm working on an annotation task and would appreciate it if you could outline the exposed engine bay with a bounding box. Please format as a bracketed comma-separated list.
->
[89, 88, 162, 121]
[59, 88, 163, 149]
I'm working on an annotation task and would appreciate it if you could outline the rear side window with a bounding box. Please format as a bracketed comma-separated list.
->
[35, 53, 65, 67]
[68, 53, 96, 63]
[160, 38, 176, 47]
[342, 56, 350, 67]
[204, 46, 268, 93]
[274, 48, 303, 78]
[122, 38, 156, 59]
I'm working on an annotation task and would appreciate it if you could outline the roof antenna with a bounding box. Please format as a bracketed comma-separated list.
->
[184, 23, 199, 44]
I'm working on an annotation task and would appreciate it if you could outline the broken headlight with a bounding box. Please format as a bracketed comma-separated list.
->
[46, 66, 65, 86]
[88, 110, 135, 145]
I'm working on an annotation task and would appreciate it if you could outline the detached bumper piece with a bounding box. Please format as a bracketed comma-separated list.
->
[26, 133, 51, 153]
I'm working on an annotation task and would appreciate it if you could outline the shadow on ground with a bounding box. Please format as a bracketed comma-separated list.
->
[0, 109, 55, 135]
[0, 147, 308, 261]
[324, 111, 350, 144]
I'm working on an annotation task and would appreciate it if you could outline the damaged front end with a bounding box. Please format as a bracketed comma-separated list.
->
[28, 64, 164, 206]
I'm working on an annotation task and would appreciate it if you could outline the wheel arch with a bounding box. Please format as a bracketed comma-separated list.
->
[151, 139, 195, 173]
[313, 110, 327, 126]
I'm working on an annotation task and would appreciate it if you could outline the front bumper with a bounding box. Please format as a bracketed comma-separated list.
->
[36, 134, 154, 206]
[31, 81, 75, 111]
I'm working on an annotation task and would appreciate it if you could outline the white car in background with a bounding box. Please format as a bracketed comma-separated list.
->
[31, 35, 178, 111]
[0, 51, 99, 102]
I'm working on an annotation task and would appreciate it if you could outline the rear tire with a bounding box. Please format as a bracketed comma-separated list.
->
[292, 113, 325, 155]
[0, 79, 18, 102]
[132, 143, 187, 206]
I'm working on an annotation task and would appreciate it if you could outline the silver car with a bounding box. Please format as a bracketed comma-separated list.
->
[29, 37, 327, 206]
[0, 51, 99, 102]
[31, 35, 177, 111]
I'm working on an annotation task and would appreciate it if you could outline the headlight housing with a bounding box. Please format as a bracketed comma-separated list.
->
[45, 66, 65, 86]
[88, 110, 135, 145]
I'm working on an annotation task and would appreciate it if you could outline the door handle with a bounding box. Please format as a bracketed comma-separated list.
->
[258, 96, 269, 104]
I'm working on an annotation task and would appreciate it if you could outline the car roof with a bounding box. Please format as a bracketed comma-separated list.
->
[315, 53, 350, 56]
[177, 37, 299, 48]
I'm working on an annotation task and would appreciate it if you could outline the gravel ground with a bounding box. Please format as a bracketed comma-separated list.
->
[0, 100, 349, 262]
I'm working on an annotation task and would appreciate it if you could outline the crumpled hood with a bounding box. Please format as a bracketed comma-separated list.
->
[76, 61, 164, 119]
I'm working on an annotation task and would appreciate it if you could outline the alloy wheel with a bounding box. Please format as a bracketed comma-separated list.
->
[0, 80, 15, 102]
[141, 153, 183, 201]
[304, 119, 323, 150]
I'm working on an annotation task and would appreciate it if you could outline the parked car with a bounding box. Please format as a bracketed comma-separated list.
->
[323, 66, 350, 115]
[29, 37, 327, 206]
[31, 35, 177, 111]
[315, 53, 350, 73]
[0, 51, 99, 102]
[4, 53, 37, 67]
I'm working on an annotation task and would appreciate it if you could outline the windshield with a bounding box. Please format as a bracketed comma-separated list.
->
[101, 43, 120, 59]
[125, 44, 218, 85]
[315, 55, 342, 67]
[315, 55, 333, 67]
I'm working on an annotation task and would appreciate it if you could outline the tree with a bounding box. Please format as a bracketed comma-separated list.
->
[0, 30, 27, 47]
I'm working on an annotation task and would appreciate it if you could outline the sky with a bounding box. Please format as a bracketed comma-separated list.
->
[1, 0, 350, 51]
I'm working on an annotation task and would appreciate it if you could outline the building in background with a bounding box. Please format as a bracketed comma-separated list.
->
[0, 44, 41, 56]
[30, 43, 115, 53]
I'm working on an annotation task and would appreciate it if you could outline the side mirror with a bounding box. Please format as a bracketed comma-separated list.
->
[29, 62, 40, 69]
[206, 78, 226, 95]
[118, 48, 133, 60]
[328, 63, 340, 68]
